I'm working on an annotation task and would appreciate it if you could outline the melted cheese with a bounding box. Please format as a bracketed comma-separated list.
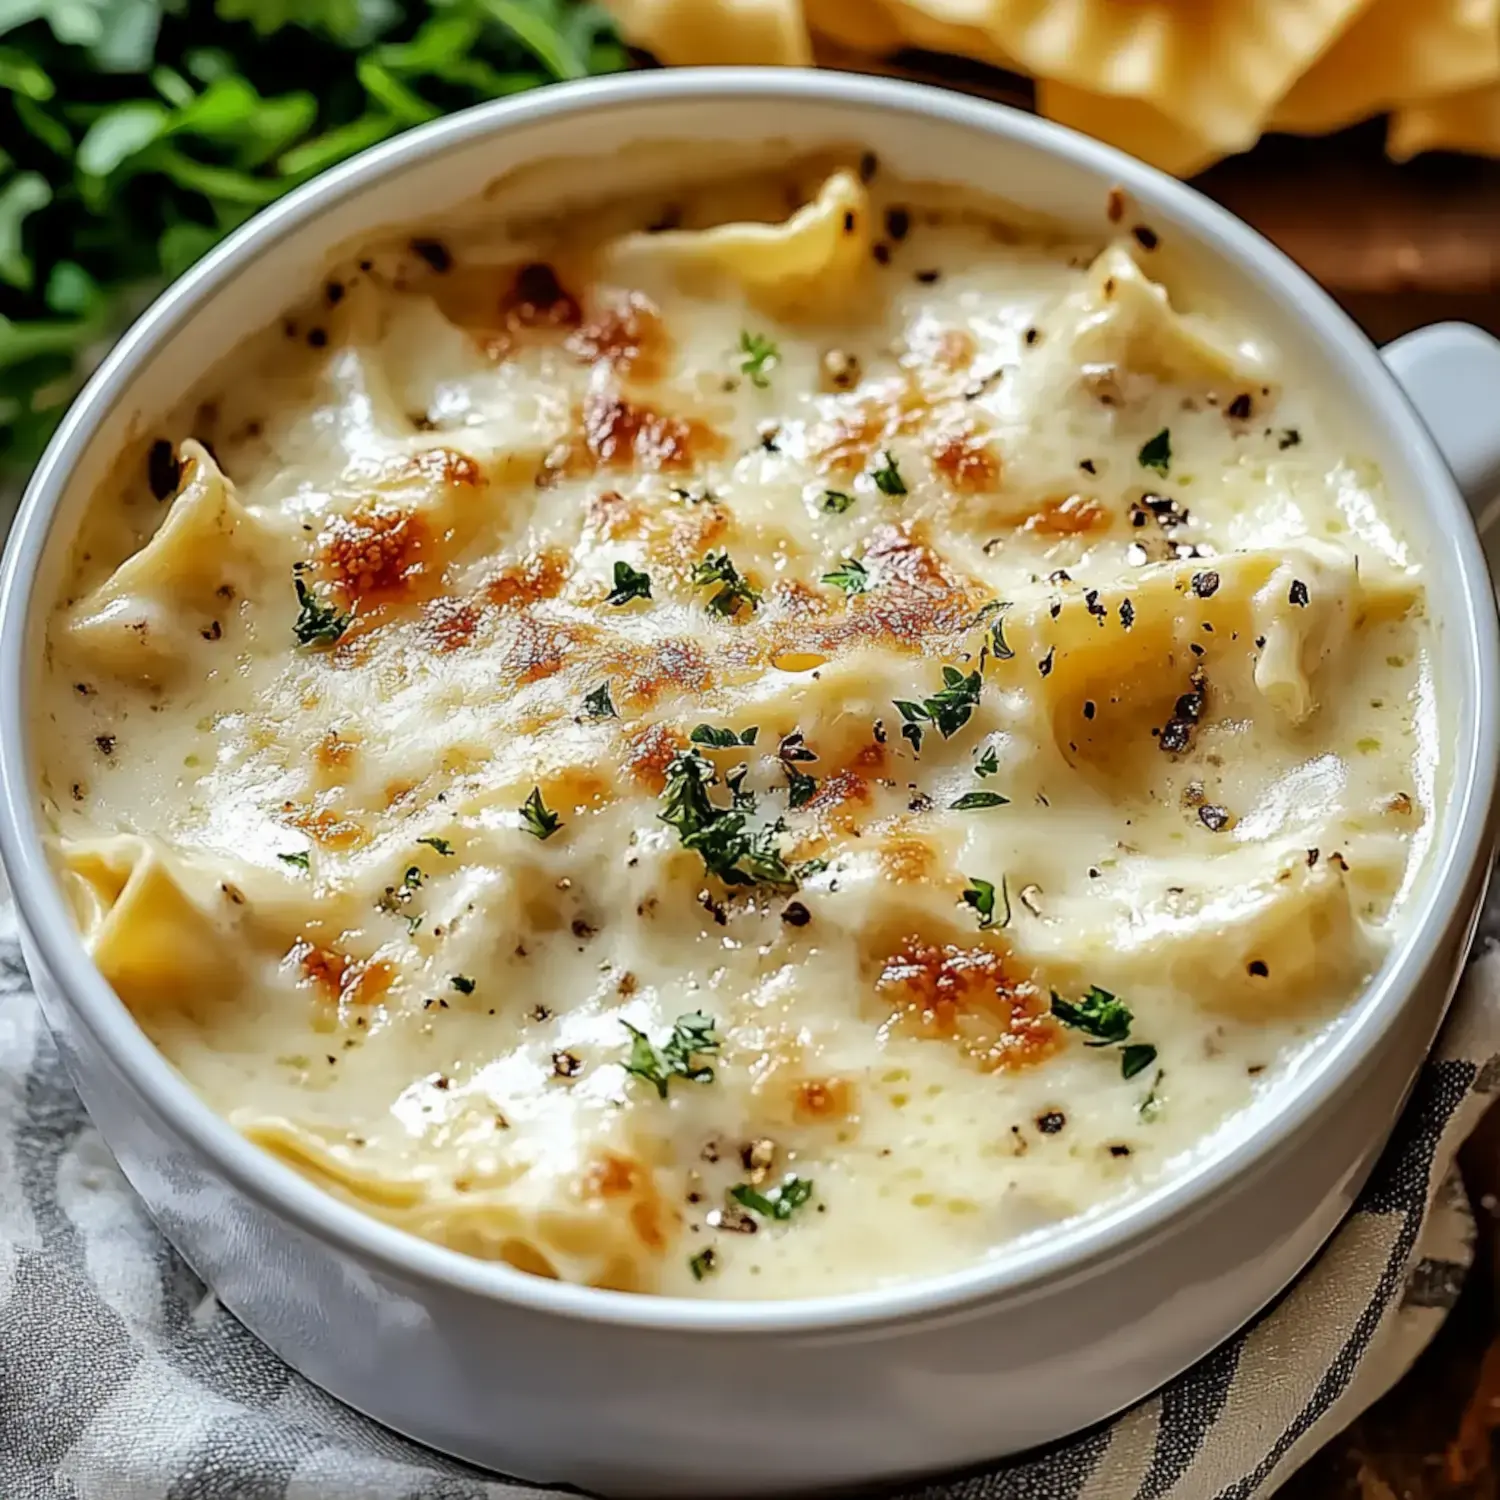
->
[35, 157, 1435, 1299]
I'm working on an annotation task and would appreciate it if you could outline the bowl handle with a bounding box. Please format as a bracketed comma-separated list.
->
[1383, 323, 1500, 534]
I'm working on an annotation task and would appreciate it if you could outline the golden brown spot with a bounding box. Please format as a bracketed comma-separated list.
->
[421, 595, 481, 653]
[567, 290, 668, 380]
[880, 831, 935, 884]
[794, 1076, 856, 1122]
[876, 937, 1056, 1072]
[406, 446, 483, 490]
[584, 488, 636, 539]
[288, 940, 394, 1010]
[583, 389, 718, 473]
[502, 262, 582, 331]
[1023, 494, 1112, 537]
[282, 804, 368, 851]
[315, 730, 357, 770]
[933, 329, 977, 371]
[808, 769, 870, 815]
[485, 550, 568, 610]
[618, 637, 711, 707]
[625, 722, 685, 793]
[930, 428, 999, 493]
[499, 615, 584, 686]
[320, 504, 432, 606]
[582, 1151, 671, 1253]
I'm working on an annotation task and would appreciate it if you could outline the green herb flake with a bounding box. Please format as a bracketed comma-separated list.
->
[519, 786, 561, 841]
[689, 1247, 718, 1281]
[1121, 1043, 1158, 1080]
[450, 975, 476, 995]
[583, 682, 617, 719]
[870, 449, 907, 496]
[785, 765, 818, 809]
[821, 489, 855, 514]
[417, 836, 453, 855]
[893, 666, 983, 753]
[821, 557, 869, 595]
[972, 600, 1015, 662]
[975, 746, 999, 778]
[690, 724, 758, 749]
[606, 560, 652, 606]
[738, 330, 779, 388]
[950, 790, 1009, 810]
[961, 875, 996, 929]
[690, 550, 761, 618]
[1138, 428, 1172, 476]
[1140, 1069, 1166, 1121]
[621, 1011, 721, 1099]
[1051, 984, 1133, 1046]
[730, 1175, 815, 1221]
[277, 850, 310, 870]
[658, 749, 798, 889]
[292, 577, 350, 646]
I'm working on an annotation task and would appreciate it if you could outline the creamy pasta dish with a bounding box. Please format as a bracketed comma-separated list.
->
[37, 152, 1434, 1298]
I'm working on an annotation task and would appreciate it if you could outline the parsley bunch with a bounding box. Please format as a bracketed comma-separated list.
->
[0, 0, 626, 477]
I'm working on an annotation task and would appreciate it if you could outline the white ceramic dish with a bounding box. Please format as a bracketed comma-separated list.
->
[3, 71, 1500, 1498]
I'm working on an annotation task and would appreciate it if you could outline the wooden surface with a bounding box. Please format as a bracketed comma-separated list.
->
[826, 42, 1500, 1496]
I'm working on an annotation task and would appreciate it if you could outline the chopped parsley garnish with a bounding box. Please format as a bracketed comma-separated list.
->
[821, 557, 869, 595]
[691, 551, 762, 617]
[583, 682, 617, 719]
[277, 851, 310, 870]
[1051, 984, 1133, 1045]
[975, 746, 999, 778]
[292, 577, 350, 646]
[1138, 428, 1172, 476]
[730, 1175, 814, 1220]
[972, 600, 1015, 663]
[950, 790, 1009, 810]
[1140, 1068, 1166, 1120]
[821, 489, 856, 514]
[962, 875, 1009, 930]
[377, 866, 425, 933]
[606, 560, 652, 606]
[870, 449, 907, 496]
[1052, 985, 1159, 1078]
[785, 765, 818, 809]
[893, 666, 983, 753]
[659, 749, 808, 889]
[519, 786, 562, 841]
[738, 330, 779, 387]
[417, 837, 453, 856]
[689, 1248, 718, 1281]
[621, 1011, 721, 1098]
[690, 724, 758, 748]
[451, 975, 476, 995]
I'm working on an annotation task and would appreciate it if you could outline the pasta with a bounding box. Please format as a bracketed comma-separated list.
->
[38, 154, 1434, 1298]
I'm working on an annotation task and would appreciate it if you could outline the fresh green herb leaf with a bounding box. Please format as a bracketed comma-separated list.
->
[974, 746, 999, 778]
[606, 560, 652, 606]
[583, 681, 617, 718]
[277, 850, 310, 870]
[689, 1247, 717, 1280]
[292, 576, 349, 646]
[730, 1174, 815, 1221]
[621, 1011, 721, 1099]
[870, 449, 907, 496]
[658, 749, 798, 889]
[417, 836, 453, 855]
[892, 666, 983, 755]
[690, 724, 758, 748]
[1121, 1043, 1158, 1080]
[690, 550, 761, 617]
[738, 329, 778, 388]
[1140, 1068, 1165, 1120]
[821, 557, 869, 595]
[785, 765, 817, 809]
[519, 786, 561, 841]
[950, 790, 1009, 810]
[821, 489, 855, 514]
[1050, 985, 1133, 1046]
[450, 974, 475, 995]
[972, 599, 1015, 661]
[1138, 428, 1171, 476]
[961, 876, 996, 928]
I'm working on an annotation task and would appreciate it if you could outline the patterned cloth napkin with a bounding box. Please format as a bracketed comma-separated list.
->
[1, 876, 1496, 1500]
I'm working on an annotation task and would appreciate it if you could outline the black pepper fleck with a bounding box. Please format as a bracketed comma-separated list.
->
[552, 1051, 582, 1078]
[1038, 647, 1055, 678]
[410, 238, 452, 273]
[1289, 579, 1310, 607]
[1248, 960, 1269, 977]
[781, 901, 811, 927]
[914, 268, 941, 284]
[1191, 571, 1220, 598]
[1037, 1110, 1066, 1134]
[147, 439, 180, 500]
[1227, 393, 1253, 420]
[1131, 224, 1159, 251]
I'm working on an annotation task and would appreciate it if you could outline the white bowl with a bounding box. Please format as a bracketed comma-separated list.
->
[2, 70, 1499, 1498]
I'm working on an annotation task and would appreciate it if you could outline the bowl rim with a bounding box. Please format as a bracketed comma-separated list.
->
[1, 66, 1496, 1336]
